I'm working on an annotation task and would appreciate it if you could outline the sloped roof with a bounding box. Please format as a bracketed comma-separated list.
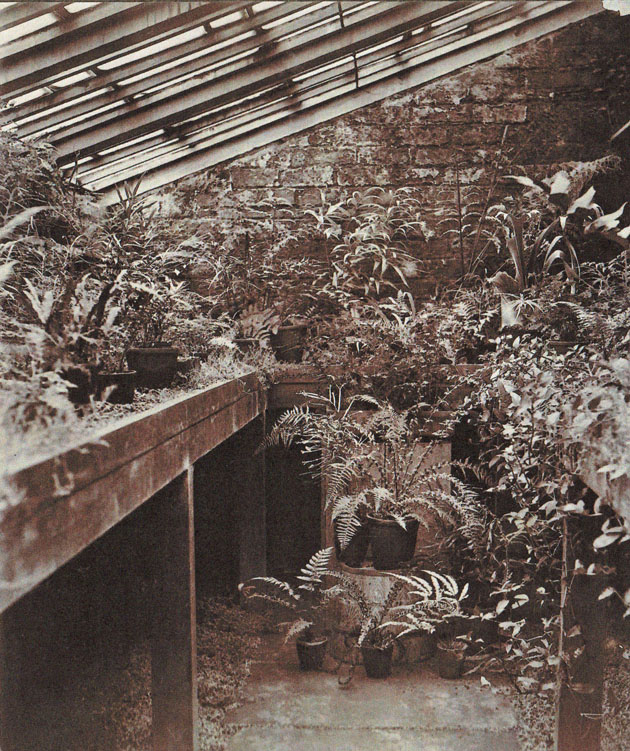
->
[0, 1, 602, 202]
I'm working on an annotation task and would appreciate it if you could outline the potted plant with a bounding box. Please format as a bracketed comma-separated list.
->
[239, 548, 335, 671]
[20, 273, 131, 404]
[330, 569, 465, 679]
[263, 393, 466, 571]
[232, 303, 280, 354]
[123, 279, 187, 388]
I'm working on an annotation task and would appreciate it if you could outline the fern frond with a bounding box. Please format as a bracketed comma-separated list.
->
[296, 547, 333, 591]
[283, 618, 313, 644]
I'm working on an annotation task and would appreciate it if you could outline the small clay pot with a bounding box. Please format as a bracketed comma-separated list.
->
[361, 643, 393, 679]
[437, 646, 465, 679]
[296, 636, 328, 671]
[234, 337, 258, 354]
[60, 365, 93, 405]
[270, 324, 308, 363]
[94, 371, 136, 404]
[126, 344, 179, 388]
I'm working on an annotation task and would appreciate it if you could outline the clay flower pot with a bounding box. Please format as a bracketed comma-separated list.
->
[94, 371, 136, 404]
[361, 643, 394, 679]
[368, 516, 419, 570]
[296, 635, 328, 671]
[437, 646, 465, 679]
[333, 520, 370, 568]
[270, 324, 308, 363]
[126, 344, 179, 388]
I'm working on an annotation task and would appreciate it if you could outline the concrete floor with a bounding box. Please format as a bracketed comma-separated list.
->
[225, 635, 522, 751]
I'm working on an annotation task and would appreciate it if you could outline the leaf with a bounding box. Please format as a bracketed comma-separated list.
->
[504, 175, 545, 192]
[0, 261, 16, 286]
[0, 206, 49, 240]
[567, 186, 596, 215]
[496, 599, 510, 615]
[585, 203, 627, 233]
[593, 532, 621, 550]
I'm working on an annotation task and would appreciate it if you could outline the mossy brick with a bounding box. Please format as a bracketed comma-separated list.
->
[357, 146, 410, 165]
[279, 165, 334, 187]
[336, 164, 393, 186]
[409, 147, 455, 167]
[229, 167, 278, 188]
[472, 104, 528, 124]
[408, 126, 450, 146]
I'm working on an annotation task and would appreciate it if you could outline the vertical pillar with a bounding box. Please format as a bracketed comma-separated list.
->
[151, 466, 198, 751]
[555, 521, 606, 751]
[233, 417, 267, 582]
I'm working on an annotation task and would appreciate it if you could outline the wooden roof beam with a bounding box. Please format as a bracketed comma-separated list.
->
[90, 0, 602, 199]
[0, 2, 66, 33]
[12, 1, 365, 135]
[0, 0, 319, 123]
[51, 1, 465, 161]
[0, 1, 250, 97]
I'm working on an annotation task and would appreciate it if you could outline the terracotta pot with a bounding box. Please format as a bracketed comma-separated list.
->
[270, 324, 308, 363]
[126, 345, 179, 388]
[296, 636, 328, 671]
[94, 371, 136, 404]
[234, 337, 258, 354]
[368, 516, 419, 570]
[401, 631, 437, 663]
[361, 643, 393, 678]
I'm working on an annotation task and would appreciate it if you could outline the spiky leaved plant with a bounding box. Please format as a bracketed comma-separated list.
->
[239, 547, 335, 642]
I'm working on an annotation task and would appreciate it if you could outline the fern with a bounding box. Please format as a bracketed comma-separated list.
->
[296, 546, 333, 591]
[283, 618, 313, 644]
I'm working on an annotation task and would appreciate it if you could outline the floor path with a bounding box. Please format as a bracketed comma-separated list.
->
[225, 634, 522, 751]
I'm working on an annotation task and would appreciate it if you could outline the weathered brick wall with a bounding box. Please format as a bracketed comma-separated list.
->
[162, 11, 630, 295]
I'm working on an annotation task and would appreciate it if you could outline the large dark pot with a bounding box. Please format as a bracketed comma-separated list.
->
[126, 344, 179, 388]
[333, 521, 370, 568]
[368, 516, 419, 570]
[94, 371, 136, 404]
[296, 636, 328, 671]
[270, 324, 307, 363]
[361, 643, 393, 679]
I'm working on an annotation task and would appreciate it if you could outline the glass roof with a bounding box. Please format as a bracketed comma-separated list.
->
[0, 1, 601, 200]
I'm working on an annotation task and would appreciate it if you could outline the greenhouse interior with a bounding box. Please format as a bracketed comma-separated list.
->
[1, 1, 630, 749]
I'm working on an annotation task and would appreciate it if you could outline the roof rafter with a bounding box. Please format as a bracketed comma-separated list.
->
[12, 1, 368, 135]
[0, 2, 66, 33]
[49, 1, 467, 160]
[0, 1, 250, 97]
[0, 0, 319, 124]
[89, 0, 602, 200]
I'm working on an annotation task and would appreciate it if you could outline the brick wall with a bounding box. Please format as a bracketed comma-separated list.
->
[161, 11, 630, 295]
